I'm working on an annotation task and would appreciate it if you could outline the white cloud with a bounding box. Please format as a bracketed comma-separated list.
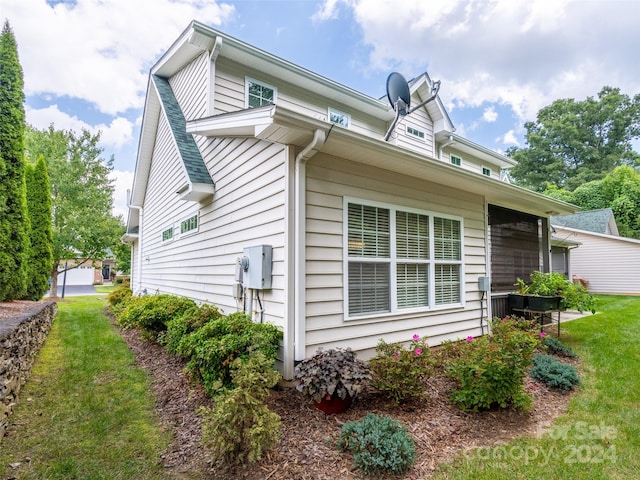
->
[501, 130, 520, 147]
[5, 0, 235, 116]
[482, 106, 498, 123]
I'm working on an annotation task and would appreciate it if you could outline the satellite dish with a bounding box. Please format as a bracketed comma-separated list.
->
[384, 71, 442, 141]
[386, 72, 411, 115]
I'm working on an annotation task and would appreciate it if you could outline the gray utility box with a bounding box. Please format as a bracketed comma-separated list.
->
[242, 245, 273, 290]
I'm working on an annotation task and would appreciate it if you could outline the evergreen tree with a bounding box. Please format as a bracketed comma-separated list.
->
[0, 20, 28, 301]
[25, 156, 53, 299]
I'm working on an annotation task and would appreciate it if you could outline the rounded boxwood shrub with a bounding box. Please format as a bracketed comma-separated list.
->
[159, 303, 223, 355]
[530, 353, 580, 392]
[117, 294, 197, 337]
[336, 413, 416, 475]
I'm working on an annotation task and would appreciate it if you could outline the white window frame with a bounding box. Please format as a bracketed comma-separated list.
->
[179, 212, 199, 237]
[328, 107, 350, 128]
[482, 166, 492, 177]
[406, 125, 425, 140]
[161, 225, 174, 243]
[245, 77, 277, 108]
[343, 197, 464, 320]
[450, 154, 462, 167]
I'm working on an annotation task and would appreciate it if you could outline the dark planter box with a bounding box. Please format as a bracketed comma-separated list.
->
[508, 293, 528, 310]
[527, 295, 561, 311]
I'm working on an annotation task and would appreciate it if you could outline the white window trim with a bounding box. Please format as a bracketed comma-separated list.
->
[406, 124, 426, 140]
[482, 166, 492, 177]
[328, 107, 350, 128]
[161, 224, 174, 243]
[245, 77, 277, 109]
[450, 154, 462, 166]
[343, 197, 464, 321]
[179, 212, 199, 237]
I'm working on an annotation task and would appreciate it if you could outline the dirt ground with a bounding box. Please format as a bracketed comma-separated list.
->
[2, 300, 576, 479]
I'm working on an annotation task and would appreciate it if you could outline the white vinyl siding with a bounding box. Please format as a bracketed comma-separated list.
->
[345, 199, 462, 318]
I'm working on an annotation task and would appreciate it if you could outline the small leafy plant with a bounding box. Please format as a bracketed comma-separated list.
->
[106, 284, 132, 316]
[543, 336, 578, 358]
[159, 303, 223, 355]
[294, 348, 370, 403]
[446, 317, 541, 412]
[369, 334, 435, 404]
[200, 353, 282, 465]
[336, 413, 416, 475]
[116, 294, 196, 337]
[517, 271, 596, 313]
[530, 353, 580, 392]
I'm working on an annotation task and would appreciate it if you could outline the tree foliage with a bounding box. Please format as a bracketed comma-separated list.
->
[508, 86, 640, 192]
[0, 20, 29, 301]
[25, 156, 53, 299]
[544, 165, 640, 239]
[24, 124, 121, 294]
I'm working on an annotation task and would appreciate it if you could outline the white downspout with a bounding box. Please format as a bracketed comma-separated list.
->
[127, 189, 144, 294]
[294, 129, 326, 362]
[438, 134, 454, 159]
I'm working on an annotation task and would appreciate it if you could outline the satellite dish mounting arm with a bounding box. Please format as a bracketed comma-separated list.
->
[384, 98, 408, 141]
[407, 80, 441, 115]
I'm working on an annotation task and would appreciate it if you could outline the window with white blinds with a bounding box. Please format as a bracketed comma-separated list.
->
[346, 199, 463, 318]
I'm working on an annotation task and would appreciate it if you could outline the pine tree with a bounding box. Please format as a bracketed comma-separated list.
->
[25, 156, 53, 299]
[0, 20, 29, 301]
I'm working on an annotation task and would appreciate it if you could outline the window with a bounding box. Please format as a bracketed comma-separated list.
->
[180, 214, 198, 235]
[482, 166, 492, 176]
[246, 78, 276, 108]
[161, 227, 173, 242]
[345, 199, 463, 318]
[328, 108, 350, 128]
[406, 126, 425, 139]
[450, 154, 462, 166]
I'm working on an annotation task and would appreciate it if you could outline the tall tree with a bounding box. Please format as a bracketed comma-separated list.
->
[0, 20, 29, 301]
[544, 165, 640, 239]
[24, 155, 53, 299]
[24, 125, 120, 296]
[508, 86, 640, 192]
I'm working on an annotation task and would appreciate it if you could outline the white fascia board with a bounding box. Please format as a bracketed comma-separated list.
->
[438, 133, 517, 169]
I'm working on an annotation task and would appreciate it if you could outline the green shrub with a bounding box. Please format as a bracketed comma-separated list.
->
[200, 353, 281, 465]
[116, 294, 196, 337]
[446, 317, 541, 412]
[336, 413, 416, 475]
[177, 311, 282, 395]
[530, 353, 580, 392]
[369, 334, 435, 404]
[543, 336, 578, 358]
[106, 285, 132, 316]
[159, 303, 223, 355]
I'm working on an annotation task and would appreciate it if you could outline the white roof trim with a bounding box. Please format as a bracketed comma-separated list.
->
[552, 225, 640, 245]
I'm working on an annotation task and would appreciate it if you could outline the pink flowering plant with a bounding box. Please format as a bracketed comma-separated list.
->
[446, 316, 542, 412]
[369, 334, 436, 404]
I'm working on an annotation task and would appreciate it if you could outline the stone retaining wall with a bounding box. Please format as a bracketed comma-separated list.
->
[0, 302, 57, 441]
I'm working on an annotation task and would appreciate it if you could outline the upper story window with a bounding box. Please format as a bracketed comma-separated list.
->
[180, 213, 199, 235]
[246, 77, 276, 108]
[345, 199, 463, 319]
[450, 154, 462, 167]
[482, 166, 492, 177]
[161, 226, 174, 242]
[328, 108, 350, 128]
[406, 125, 425, 140]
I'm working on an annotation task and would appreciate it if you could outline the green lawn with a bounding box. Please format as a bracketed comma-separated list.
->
[0, 296, 171, 480]
[433, 295, 640, 479]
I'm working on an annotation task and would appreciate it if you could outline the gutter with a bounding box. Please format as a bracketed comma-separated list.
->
[294, 129, 326, 362]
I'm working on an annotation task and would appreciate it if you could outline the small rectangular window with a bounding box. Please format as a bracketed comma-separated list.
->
[406, 126, 425, 139]
[246, 78, 276, 108]
[482, 166, 492, 176]
[162, 227, 173, 242]
[328, 108, 350, 128]
[180, 214, 198, 235]
[450, 154, 462, 166]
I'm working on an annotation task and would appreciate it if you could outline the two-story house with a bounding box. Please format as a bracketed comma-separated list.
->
[123, 21, 577, 379]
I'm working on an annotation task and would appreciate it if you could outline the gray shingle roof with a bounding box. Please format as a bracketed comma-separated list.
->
[153, 75, 213, 186]
[551, 208, 615, 234]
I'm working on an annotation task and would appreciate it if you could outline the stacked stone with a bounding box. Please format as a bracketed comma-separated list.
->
[0, 302, 57, 441]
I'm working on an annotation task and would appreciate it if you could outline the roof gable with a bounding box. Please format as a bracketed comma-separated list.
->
[552, 208, 619, 236]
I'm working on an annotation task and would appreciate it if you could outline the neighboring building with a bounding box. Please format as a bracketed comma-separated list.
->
[123, 21, 576, 379]
[552, 209, 640, 294]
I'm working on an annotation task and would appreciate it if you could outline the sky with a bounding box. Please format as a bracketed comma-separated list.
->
[2, 0, 640, 218]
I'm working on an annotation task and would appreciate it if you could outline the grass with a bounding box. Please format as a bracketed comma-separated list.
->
[0, 296, 171, 479]
[433, 295, 640, 479]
